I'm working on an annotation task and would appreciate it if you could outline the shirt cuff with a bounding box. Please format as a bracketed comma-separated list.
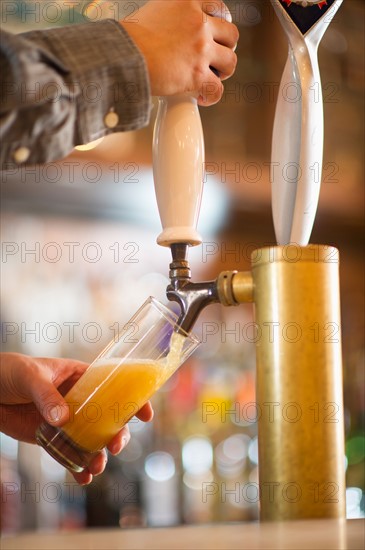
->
[22, 19, 152, 145]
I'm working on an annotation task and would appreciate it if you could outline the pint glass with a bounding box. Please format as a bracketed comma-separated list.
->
[36, 297, 200, 472]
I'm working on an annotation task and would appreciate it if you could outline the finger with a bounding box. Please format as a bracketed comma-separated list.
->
[87, 449, 108, 476]
[33, 358, 88, 426]
[71, 450, 108, 485]
[212, 22, 239, 52]
[136, 401, 154, 422]
[210, 17, 239, 51]
[26, 371, 70, 427]
[107, 425, 131, 456]
[43, 358, 89, 391]
[202, 0, 232, 22]
[210, 45, 237, 81]
[72, 470, 93, 485]
[198, 76, 224, 106]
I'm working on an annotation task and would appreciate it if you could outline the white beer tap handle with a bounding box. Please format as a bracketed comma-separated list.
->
[153, 95, 204, 247]
[270, 0, 343, 246]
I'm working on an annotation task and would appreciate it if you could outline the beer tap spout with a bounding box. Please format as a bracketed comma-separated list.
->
[167, 244, 219, 334]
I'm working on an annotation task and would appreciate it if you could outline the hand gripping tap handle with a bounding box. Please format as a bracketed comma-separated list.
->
[270, 0, 343, 246]
[153, 6, 233, 249]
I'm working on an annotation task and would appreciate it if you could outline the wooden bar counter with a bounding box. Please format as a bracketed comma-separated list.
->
[2, 519, 364, 550]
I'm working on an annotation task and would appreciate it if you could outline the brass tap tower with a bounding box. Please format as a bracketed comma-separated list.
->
[165, 244, 346, 520]
[246, 245, 345, 520]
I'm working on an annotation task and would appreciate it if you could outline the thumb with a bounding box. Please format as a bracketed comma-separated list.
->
[28, 376, 70, 427]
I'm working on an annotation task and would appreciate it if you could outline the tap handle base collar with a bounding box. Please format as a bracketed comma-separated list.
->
[157, 228, 202, 248]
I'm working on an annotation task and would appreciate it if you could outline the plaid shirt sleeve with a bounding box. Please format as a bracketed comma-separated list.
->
[0, 19, 152, 169]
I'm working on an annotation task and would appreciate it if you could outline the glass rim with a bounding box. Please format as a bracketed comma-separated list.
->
[145, 296, 201, 345]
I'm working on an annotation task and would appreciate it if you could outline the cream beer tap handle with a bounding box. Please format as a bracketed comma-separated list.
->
[153, 95, 205, 247]
[153, 5, 233, 248]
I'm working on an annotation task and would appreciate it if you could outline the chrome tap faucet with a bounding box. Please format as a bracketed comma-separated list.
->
[166, 244, 219, 334]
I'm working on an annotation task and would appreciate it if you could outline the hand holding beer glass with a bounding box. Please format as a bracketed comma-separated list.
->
[36, 298, 200, 473]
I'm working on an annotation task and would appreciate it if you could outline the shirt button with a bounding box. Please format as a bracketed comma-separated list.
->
[13, 146, 30, 164]
[104, 110, 119, 129]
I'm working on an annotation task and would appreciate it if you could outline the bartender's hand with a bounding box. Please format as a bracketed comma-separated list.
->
[0, 353, 154, 485]
[120, 0, 239, 106]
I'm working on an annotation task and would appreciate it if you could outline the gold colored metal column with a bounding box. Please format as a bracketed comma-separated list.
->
[250, 245, 346, 520]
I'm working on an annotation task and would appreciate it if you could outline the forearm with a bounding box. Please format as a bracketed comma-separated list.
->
[0, 20, 152, 170]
